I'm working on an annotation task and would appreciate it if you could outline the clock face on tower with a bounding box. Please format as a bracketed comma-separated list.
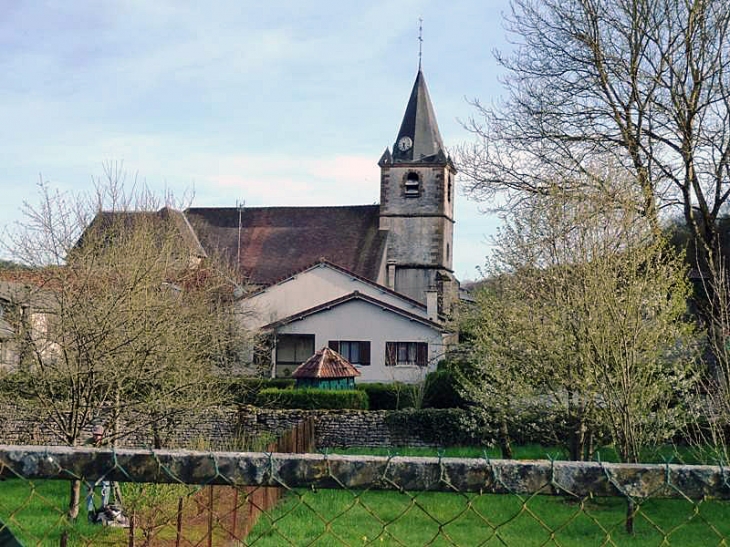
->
[397, 136, 413, 152]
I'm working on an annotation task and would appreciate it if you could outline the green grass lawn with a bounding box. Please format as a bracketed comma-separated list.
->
[329, 443, 715, 464]
[0, 479, 242, 546]
[242, 445, 730, 546]
[0, 478, 126, 546]
[246, 488, 730, 546]
[248, 490, 730, 546]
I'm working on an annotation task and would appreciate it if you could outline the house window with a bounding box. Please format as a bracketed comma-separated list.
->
[328, 340, 371, 365]
[276, 334, 315, 364]
[405, 172, 420, 197]
[385, 342, 428, 367]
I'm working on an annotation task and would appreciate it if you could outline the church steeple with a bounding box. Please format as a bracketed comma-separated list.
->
[391, 70, 446, 163]
[378, 67, 457, 314]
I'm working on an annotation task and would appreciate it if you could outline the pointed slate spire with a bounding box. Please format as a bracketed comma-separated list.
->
[392, 70, 445, 163]
[378, 147, 392, 167]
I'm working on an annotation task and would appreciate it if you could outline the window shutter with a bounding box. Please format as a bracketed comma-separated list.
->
[360, 342, 371, 365]
[385, 342, 396, 367]
[416, 342, 428, 367]
[328, 340, 339, 352]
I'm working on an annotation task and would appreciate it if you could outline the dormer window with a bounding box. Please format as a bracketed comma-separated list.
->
[405, 172, 420, 197]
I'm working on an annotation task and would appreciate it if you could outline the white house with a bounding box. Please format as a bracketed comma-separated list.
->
[268, 292, 450, 383]
[240, 260, 452, 381]
[241, 259, 434, 329]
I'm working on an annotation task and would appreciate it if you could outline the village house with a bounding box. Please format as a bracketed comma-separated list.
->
[0, 279, 56, 369]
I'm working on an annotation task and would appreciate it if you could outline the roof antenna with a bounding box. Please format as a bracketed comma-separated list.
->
[418, 17, 423, 71]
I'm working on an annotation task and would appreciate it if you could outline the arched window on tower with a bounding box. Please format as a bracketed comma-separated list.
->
[447, 173, 452, 203]
[405, 172, 420, 197]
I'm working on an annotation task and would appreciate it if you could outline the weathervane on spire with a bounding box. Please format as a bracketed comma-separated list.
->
[418, 17, 423, 70]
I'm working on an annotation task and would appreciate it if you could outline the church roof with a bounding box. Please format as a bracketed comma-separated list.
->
[392, 70, 445, 163]
[292, 347, 361, 379]
[80, 208, 207, 259]
[185, 205, 387, 285]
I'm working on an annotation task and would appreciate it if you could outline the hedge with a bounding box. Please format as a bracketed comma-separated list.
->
[227, 378, 295, 405]
[256, 388, 369, 410]
[379, 405, 614, 450]
[356, 383, 419, 410]
[383, 408, 488, 446]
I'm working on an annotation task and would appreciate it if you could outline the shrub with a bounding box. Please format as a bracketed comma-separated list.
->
[421, 370, 468, 409]
[383, 408, 490, 446]
[357, 383, 418, 410]
[378, 405, 612, 451]
[227, 378, 295, 405]
[257, 388, 369, 410]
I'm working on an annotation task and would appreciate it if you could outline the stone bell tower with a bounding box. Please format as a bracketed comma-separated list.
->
[378, 69, 457, 319]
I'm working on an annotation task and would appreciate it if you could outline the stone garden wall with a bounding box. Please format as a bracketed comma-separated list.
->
[0, 404, 481, 450]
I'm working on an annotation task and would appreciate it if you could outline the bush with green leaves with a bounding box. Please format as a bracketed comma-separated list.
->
[226, 378, 295, 405]
[256, 388, 369, 410]
[421, 370, 468, 409]
[356, 383, 418, 410]
[383, 408, 488, 446]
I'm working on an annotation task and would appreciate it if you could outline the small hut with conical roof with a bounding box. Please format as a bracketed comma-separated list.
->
[291, 347, 361, 390]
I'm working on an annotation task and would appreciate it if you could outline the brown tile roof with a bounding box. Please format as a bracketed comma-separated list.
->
[0, 278, 57, 310]
[0, 267, 62, 291]
[292, 347, 361, 379]
[80, 208, 207, 258]
[185, 205, 387, 286]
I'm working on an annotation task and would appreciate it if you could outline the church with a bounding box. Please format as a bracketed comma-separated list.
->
[184, 68, 460, 382]
[77, 68, 460, 382]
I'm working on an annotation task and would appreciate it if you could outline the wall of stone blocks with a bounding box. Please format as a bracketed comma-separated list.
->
[0, 404, 478, 450]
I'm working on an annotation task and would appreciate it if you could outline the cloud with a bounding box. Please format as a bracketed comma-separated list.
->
[0, 0, 510, 276]
[206, 153, 379, 206]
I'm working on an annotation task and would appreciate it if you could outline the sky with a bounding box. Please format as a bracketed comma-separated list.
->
[0, 0, 512, 281]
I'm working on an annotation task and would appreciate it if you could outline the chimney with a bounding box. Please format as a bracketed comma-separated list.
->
[387, 260, 397, 290]
[426, 289, 439, 322]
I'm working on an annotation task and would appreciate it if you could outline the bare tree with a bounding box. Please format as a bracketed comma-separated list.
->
[686, 249, 730, 463]
[2, 171, 251, 518]
[460, 0, 730, 261]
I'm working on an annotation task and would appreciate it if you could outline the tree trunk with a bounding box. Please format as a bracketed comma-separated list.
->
[569, 414, 586, 461]
[498, 416, 513, 459]
[584, 428, 594, 461]
[625, 498, 635, 534]
[68, 479, 81, 520]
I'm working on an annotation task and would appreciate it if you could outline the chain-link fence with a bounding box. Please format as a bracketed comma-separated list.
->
[2, 441, 730, 546]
